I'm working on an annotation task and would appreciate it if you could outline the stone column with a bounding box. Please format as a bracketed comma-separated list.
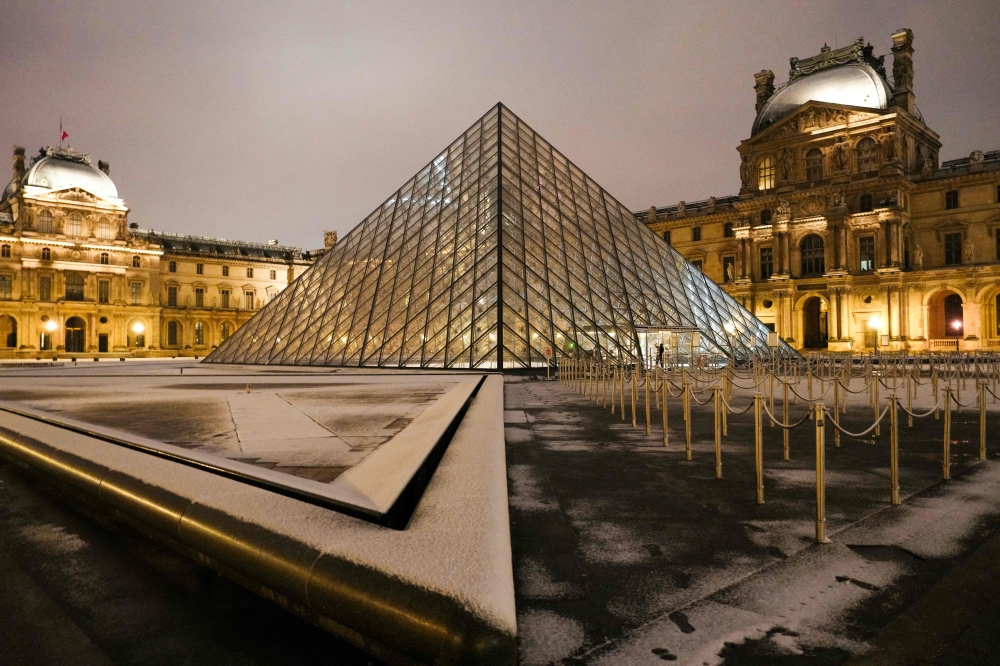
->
[921, 303, 930, 345]
[889, 287, 901, 340]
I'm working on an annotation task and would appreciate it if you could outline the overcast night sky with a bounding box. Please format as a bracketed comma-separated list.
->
[2, 1, 998, 249]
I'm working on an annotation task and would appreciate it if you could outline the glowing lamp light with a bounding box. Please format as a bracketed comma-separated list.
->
[44, 320, 58, 332]
[568, 342, 576, 349]
[868, 315, 883, 331]
[951, 320, 962, 331]
[131, 322, 145, 334]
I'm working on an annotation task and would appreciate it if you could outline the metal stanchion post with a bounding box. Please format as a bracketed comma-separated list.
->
[783, 379, 790, 460]
[815, 404, 830, 543]
[891, 393, 900, 506]
[832, 378, 840, 448]
[754, 393, 764, 504]
[644, 369, 651, 435]
[684, 381, 692, 461]
[874, 374, 881, 437]
[769, 372, 775, 428]
[620, 365, 626, 421]
[714, 386, 722, 479]
[631, 364, 637, 428]
[944, 386, 952, 480]
[980, 382, 987, 461]
[661, 377, 669, 448]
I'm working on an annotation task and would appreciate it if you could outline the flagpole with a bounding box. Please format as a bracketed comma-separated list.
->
[59, 116, 63, 149]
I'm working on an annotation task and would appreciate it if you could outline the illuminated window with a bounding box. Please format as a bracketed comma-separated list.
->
[65, 212, 83, 237]
[805, 148, 823, 180]
[859, 236, 875, 272]
[100, 252, 109, 265]
[194, 321, 205, 346]
[132, 255, 141, 268]
[96, 217, 113, 239]
[759, 247, 773, 279]
[945, 190, 959, 210]
[41, 247, 51, 261]
[859, 194, 874, 213]
[757, 157, 775, 190]
[38, 210, 53, 233]
[800, 234, 825, 276]
[944, 233, 962, 265]
[856, 138, 878, 172]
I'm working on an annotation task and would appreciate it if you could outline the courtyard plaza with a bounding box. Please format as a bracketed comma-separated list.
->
[1, 358, 1000, 664]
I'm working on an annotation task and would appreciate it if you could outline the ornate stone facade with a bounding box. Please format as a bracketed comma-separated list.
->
[642, 30, 1000, 352]
[0, 146, 315, 358]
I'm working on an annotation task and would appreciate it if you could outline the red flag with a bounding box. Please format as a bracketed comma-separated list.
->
[61, 131, 69, 141]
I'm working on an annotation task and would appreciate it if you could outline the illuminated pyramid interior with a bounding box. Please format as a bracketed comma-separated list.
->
[207, 104, 795, 368]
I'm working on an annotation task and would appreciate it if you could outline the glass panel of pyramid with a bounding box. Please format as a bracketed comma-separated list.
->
[206, 104, 796, 369]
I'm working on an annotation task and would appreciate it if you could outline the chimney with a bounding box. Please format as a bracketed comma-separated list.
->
[98, 160, 110, 175]
[323, 230, 338, 249]
[753, 70, 775, 114]
[10, 146, 25, 195]
[890, 29, 915, 114]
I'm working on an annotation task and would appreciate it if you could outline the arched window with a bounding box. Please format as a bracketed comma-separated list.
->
[194, 321, 205, 346]
[41, 247, 51, 261]
[38, 210, 53, 233]
[65, 273, 84, 301]
[757, 157, 775, 190]
[800, 234, 825, 276]
[805, 148, 824, 181]
[100, 252, 109, 265]
[65, 212, 83, 237]
[723, 222, 734, 238]
[856, 138, 878, 173]
[1, 245, 9, 258]
[759, 209, 772, 225]
[96, 217, 113, 239]
[692, 226, 701, 242]
[859, 194, 874, 213]
[221, 322, 231, 341]
[167, 321, 179, 346]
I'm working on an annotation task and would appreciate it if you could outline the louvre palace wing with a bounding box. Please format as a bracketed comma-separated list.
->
[206, 104, 795, 368]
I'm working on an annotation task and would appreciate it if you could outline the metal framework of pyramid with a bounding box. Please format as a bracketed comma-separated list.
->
[206, 104, 795, 369]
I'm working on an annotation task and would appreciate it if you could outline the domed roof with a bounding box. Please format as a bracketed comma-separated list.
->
[752, 63, 893, 136]
[7, 148, 118, 200]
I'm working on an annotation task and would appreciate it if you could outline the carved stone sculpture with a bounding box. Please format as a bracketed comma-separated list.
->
[775, 199, 791, 217]
[647, 206, 657, 223]
[778, 148, 792, 181]
[970, 150, 985, 164]
[833, 138, 850, 171]
[913, 244, 924, 268]
[964, 238, 975, 263]
[829, 188, 846, 208]
[323, 230, 338, 249]
[726, 262, 735, 282]
[740, 154, 752, 188]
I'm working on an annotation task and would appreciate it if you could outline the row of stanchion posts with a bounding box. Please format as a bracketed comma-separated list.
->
[556, 351, 998, 544]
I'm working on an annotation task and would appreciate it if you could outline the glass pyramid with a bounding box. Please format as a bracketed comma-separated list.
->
[206, 104, 795, 369]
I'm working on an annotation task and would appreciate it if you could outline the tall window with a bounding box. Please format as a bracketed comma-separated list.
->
[805, 148, 823, 181]
[98, 279, 110, 304]
[246, 267, 254, 278]
[0, 275, 11, 300]
[132, 255, 141, 268]
[221, 289, 230, 309]
[38, 210, 53, 233]
[169, 260, 177, 273]
[269, 269, 277, 280]
[856, 137, 878, 172]
[39, 276, 52, 301]
[723, 222, 734, 238]
[100, 252, 109, 265]
[859, 194, 874, 213]
[692, 226, 701, 242]
[997, 184, 1000, 204]
[800, 234, 825, 276]
[722, 256, 735, 282]
[1, 245, 9, 258]
[195, 288, 204, 308]
[65, 273, 84, 301]
[167, 285, 178, 306]
[859, 236, 876, 272]
[131, 281, 142, 305]
[41, 247, 51, 261]
[222, 265, 229, 277]
[945, 190, 959, 209]
[96, 217, 113, 239]
[760, 209, 772, 225]
[196, 263, 203, 275]
[662, 230, 671, 245]
[221, 322, 231, 341]
[944, 232, 962, 265]
[757, 157, 775, 190]
[194, 321, 205, 346]
[65, 212, 83, 237]
[244, 291, 255, 309]
[759, 247, 774, 280]
[167, 321, 179, 346]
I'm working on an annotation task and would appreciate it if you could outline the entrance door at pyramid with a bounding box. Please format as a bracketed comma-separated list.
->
[206, 105, 796, 369]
